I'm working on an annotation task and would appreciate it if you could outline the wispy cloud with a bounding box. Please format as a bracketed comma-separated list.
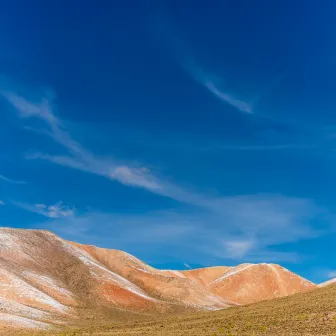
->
[2, 87, 329, 263]
[150, 15, 253, 114]
[2, 90, 222, 209]
[222, 239, 255, 259]
[203, 81, 253, 114]
[327, 270, 336, 279]
[0, 200, 4, 206]
[201, 144, 304, 151]
[3, 90, 248, 207]
[1, 90, 58, 125]
[2, 91, 168, 195]
[184, 63, 253, 113]
[0, 174, 26, 184]
[201, 194, 322, 261]
[13, 201, 75, 218]
[22, 193, 325, 263]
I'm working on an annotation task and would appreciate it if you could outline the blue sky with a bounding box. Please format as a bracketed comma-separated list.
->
[0, 0, 336, 283]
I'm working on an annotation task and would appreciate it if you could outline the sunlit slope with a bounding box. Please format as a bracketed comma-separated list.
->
[0, 228, 317, 331]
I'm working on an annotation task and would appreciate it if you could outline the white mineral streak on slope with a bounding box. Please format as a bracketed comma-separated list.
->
[176, 290, 233, 311]
[78, 255, 160, 302]
[267, 264, 286, 296]
[168, 271, 187, 279]
[133, 267, 152, 274]
[209, 263, 255, 285]
[203, 291, 239, 307]
[58, 238, 160, 302]
[118, 251, 158, 273]
[0, 231, 21, 250]
[0, 230, 38, 264]
[268, 264, 281, 279]
[22, 271, 74, 299]
[122, 252, 145, 265]
[275, 264, 316, 287]
[0, 313, 51, 330]
[198, 298, 238, 311]
[200, 292, 236, 308]
[0, 297, 49, 320]
[0, 269, 69, 314]
[63, 241, 232, 309]
[319, 278, 336, 287]
[128, 262, 229, 308]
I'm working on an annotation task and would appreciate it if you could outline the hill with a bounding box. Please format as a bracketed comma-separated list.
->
[320, 278, 336, 287]
[5, 283, 336, 335]
[0, 228, 317, 332]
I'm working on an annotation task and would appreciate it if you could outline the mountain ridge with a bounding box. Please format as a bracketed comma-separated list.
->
[0, 228, 317, 330]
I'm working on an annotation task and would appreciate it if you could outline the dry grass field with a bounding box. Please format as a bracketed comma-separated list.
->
[3, 284, 336, 336]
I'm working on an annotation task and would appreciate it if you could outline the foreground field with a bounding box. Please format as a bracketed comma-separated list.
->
[2, 284, 336, 336]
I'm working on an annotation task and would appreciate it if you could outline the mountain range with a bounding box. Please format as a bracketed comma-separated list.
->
[0, 228, 326, 331]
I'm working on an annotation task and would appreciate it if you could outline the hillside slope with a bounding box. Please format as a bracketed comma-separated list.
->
[0, 228, 317, 331]
[319, 277, 336, 287]
[4, 283, 336, 335]
[208, 262, 314, 304]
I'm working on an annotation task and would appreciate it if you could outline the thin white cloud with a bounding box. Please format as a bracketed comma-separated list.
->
[13, 201, 75, 218]
[222, 239, 255, 259]
[201, 144, 303, 151]
[2, 87, 329, 262]
[201, 194, 321, 261]
[0, 200, 4, 206]
[0, 174, 26, 184]
[2, 91, 166, 194]
[150, 15, 253, 114]
[184, 263, 191, 269]
[3, 91, 221, 205]
[25, 193, 325, 263]
[204, 80, 253, 114]
[182, 60, 253, 114]
[327, 270, 336, 279]
[109, 166, 161, 190]
[1, 90, 58, 125]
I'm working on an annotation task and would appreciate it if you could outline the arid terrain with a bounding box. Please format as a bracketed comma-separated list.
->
[2, 283, 336, 335]
[0, 228, 334, 335]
